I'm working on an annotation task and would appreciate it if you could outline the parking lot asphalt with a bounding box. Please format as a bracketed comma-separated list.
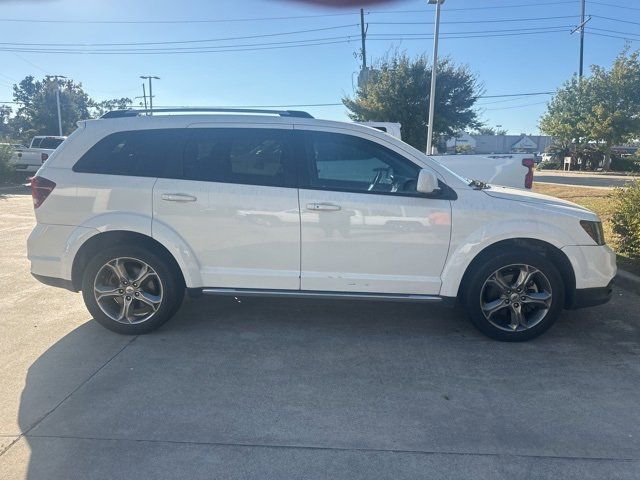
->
[1, 191, 640, 479]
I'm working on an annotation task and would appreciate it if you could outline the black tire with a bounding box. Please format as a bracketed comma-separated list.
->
[463, 249, 565, 342]
[81, 245, 184, 334]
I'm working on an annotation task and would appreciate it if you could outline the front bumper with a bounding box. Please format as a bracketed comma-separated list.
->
[561, 244, 617, 289]
[31, 273, 76, 292]
[568, 281, 613, 309]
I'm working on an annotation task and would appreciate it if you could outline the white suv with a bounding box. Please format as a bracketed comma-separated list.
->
[27, 108, 616, 341]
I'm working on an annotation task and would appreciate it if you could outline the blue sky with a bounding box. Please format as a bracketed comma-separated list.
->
[0, 0, 638, 134]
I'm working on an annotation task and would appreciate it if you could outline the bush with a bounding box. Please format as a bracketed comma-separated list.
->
[0, 143, 14, 185]
[537, 161, 561, 170]
[610, 155, 640, 173]
[612, 181, 640, 260]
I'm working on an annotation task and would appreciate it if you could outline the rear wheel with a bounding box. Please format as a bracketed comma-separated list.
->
[82, 245, 184, 334]
[463, 250, 564, 341]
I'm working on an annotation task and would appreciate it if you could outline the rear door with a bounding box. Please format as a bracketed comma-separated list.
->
[297, 128, 452, 295]
[153, 124, 301, 290]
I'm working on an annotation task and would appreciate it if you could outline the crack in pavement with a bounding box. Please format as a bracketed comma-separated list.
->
[0, 336, 138, 458]
[18, 433, 640, 463]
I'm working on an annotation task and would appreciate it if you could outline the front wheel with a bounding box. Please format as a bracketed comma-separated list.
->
[463, 250, 565, 341]
[81, 245, 184, 334]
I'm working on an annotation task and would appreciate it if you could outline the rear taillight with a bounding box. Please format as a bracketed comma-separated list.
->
[41, 153, 49, 163]
[522, 158, 535, 189]
[31, 176, 56, 209]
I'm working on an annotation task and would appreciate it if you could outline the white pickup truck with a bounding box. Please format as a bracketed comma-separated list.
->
[10, 136, 66, 173]
[359, 122, 534, 189]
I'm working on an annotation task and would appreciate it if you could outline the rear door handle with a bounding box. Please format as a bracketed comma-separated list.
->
[161, 193, 197, 202]
[306, 202, 341, 211]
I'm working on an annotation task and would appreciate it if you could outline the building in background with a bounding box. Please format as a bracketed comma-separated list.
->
[445, 133, 553, 155]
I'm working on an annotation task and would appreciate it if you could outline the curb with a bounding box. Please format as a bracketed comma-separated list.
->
[614, 269, 640, 295]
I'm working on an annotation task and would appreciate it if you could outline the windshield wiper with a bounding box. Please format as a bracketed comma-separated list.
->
[469, 179, 490, 190]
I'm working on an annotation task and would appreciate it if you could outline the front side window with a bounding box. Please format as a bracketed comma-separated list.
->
[73, 129, 186, 177]
[305, 131, 420, 195]
[183, 128, 293, 187]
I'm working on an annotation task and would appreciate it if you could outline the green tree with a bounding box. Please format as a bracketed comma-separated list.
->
[540, 47, 640, 171]
[473, 126, 508, 136]
[0, 105, 11, 138]
[584, 48, 640, 170]
[343, 51, 483, 152]
[9, 76, 131, 142]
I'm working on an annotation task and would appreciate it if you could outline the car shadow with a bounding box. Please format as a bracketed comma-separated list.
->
[15, 292, 640, 478]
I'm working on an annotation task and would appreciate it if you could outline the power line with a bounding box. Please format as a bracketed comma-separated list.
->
[369, 29, 569, 42]
[589, 1, 640, 12]
[370, 15, 579, 25]
[0, 12, 359, 24]
[0, 24, 358, 48]
[588, 27, 640, 38]
[484, 101, 548, 111]
[368, 25, 573, 36]
[480, 92, 554, 98]
[0, 37, 358, 54]
[0, 28, 572, 55]
[590, 15, 640, 27]
[370, 1, 579, 14]
[0, 25, 567, 51]
[586, 31, 640, 42]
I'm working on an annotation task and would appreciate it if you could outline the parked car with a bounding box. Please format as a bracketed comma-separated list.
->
[432, 154, 535, 190]
[10, 135, 66, 173]
[27, 109, 615, 341]
[356, 123, 535, 190]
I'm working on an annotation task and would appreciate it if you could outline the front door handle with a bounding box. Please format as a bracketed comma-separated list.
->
[161, 193, 197, 202]
[306, 202, 341, 212]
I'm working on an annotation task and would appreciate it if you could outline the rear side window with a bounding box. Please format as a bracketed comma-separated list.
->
[73, 129, 186, 178]
[183, 128, 294, 187]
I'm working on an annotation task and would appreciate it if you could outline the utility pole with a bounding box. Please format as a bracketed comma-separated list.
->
[571, 0, 590, 78]
[360, 8, 367, 71]
[141, 83, 148, 110]
[579, 0, 585, 77]
[426, 0, 444, 155]
[140, 75, 160, 114]
[357, 9, 369, 92]
[45, 75, 66, 136]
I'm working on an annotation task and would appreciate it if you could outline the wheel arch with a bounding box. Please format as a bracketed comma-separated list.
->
[71, 231, 187, 291]
[452, 238, 576, 308]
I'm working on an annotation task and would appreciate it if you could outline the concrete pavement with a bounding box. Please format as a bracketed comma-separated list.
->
[1, 193, 640, 479]
[535, 170, 639, 188]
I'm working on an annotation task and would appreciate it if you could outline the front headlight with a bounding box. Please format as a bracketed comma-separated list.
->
[580, 220, 605, 245]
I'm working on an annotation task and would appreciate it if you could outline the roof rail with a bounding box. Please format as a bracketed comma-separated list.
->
[100, 108, 314, 119]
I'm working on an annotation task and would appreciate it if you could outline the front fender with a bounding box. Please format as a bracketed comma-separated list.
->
[439, 220, 573, 298]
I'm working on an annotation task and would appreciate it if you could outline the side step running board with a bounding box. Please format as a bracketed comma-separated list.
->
[201, 288, 442, 303]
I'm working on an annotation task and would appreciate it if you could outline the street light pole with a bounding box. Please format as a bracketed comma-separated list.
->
[45, 75, 66, 136]
[426, 0, 444, 155]
[140, 75, 160, 114]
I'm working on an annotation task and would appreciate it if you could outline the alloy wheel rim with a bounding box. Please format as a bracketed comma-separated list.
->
[93, 257, 163, 325]
[480, 264, 552, 333]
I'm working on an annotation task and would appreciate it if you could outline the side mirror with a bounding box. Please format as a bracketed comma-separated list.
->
[416, 169, 440, 194]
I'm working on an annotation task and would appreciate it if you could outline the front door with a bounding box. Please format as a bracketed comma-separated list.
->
[153, 125, 300, 290]
[297, 129, 451, 295]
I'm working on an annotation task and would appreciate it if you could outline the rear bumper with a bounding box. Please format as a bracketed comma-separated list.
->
[568, 281, 613, 309]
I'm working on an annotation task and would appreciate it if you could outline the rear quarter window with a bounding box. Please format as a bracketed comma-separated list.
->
[73, 129, 186, 178]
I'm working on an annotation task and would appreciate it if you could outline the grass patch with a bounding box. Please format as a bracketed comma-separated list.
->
[533, 184, 640, 276]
